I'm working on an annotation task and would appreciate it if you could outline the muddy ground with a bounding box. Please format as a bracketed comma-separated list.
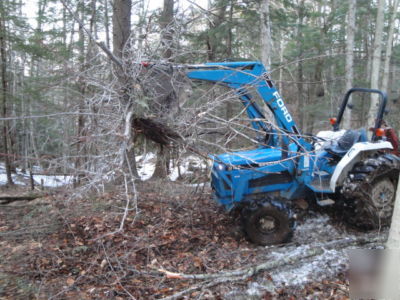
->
[0, 182, 386, 299]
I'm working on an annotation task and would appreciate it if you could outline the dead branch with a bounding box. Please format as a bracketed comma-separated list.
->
[0, 194, 44, 204]
[158, 234, 386, 299]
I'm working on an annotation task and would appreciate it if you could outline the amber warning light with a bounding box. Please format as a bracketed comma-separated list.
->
[376, 128, 385, 137]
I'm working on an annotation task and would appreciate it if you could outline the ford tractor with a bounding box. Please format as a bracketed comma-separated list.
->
[184, 61, 400, 246]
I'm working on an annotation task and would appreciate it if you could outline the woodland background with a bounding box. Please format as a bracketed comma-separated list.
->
[1, 0, 400, 299]
[0, 0, 399, 184]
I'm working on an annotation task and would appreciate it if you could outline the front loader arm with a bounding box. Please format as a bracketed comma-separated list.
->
[186, 61, 303, 148]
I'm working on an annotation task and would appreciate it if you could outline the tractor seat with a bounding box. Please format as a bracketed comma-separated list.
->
[324, 129, 367, 156]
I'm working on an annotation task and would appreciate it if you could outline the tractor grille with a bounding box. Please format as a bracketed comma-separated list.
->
[211, 173, 218, 190]
[222, 178, 231, 190]
[211, 173, 231, 191]
[249, 171, 292, 188]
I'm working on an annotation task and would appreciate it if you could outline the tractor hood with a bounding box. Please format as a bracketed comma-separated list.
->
[214, 144, 297, 167]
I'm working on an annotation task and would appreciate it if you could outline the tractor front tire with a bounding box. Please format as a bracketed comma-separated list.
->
[342, 153, 400, 229]
[242, 199, 293, 246]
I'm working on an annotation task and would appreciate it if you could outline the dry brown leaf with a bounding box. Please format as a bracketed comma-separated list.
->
[193, 257, 202, 268]
[100, 259, 107, 269]
[66, 277, 75, 286]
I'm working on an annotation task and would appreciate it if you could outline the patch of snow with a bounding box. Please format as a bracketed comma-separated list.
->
[33, 175, 73, 187]
[292, 214, 344, 243]
[169, 155, 208, 181]
[136, 152, 155, 162]
[169, 163, 187, 182]
[0, 173, 14, 185]
[137, 152, 156, 180]
[246, 281, 272, 297]
[0, 172, 28, 186]
[270, 246, 348, 287]
[31, 165, 44, 173]
[267, 214, 351, 288]
[0, 162, 72, 187]
[136, 153, 209, 181]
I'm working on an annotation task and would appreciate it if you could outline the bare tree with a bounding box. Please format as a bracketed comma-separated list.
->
[160, 0, 174, 61]
[296, 0, 305, 130]
[382, 0, 399, 93]
[367, 0, 385, 130]
[152, 0, 175, 179]
[260, 0, 271, 68]
[112, 0, 132, 58]
[343, 0, 356, 129]
[0, 1, 13, 185]
[75, 0, 88, 185]
[104, 0, 111, 49]
[112, 0, 139, 178]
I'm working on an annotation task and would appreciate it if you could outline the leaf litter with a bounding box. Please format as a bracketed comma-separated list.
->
[0, 182, 385, 299]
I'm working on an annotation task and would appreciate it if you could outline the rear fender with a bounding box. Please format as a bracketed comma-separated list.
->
[329, 141, 393, 191]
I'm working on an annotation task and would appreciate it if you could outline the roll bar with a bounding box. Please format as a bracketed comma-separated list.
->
[334, 88, 388, 141]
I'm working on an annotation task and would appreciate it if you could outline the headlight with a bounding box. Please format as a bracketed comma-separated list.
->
[217, 163, 226, 171]
[216, 164, 233, 171]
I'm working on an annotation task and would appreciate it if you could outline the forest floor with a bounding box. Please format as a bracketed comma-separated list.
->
[0, 181, 386, 299]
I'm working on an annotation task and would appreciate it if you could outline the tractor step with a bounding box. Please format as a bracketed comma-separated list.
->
[309, 177, 331, 192]
[317, 198, 335, 206]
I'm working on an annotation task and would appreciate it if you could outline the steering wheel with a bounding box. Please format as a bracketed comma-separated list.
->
[303, 133, 327, 146]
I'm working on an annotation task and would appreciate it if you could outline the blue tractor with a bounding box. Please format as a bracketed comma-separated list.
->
[185, 61, 400, 245]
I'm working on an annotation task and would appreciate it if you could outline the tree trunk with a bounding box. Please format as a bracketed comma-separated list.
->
[152, 145, 170, 178]
[343, 0, 356, 129]
[0, 2, 13, 185]
[112, 0, 131, 58]
[104, 0, 110, 49]
[160, 0, 174, 60]
[359, 11, 372, 128]
[75, 1, 87, 185]
[382, 0, 399, 93]
[367, 0, 385, 131]
[260, 0, 271, 68]
[137, 0, 146, 51]
[296, 0, 305, 131]
[225, 0, 234, 123]
[152, 0, 175, 179]
[113, 0, 139, 179]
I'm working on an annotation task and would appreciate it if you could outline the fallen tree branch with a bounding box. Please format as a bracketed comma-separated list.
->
[0, 194, 44, 204]
[158, 234, 387, 299]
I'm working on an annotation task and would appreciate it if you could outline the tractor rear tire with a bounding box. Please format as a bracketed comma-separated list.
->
[342, 153, 400, 229]
[242, 198, 293, 246]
